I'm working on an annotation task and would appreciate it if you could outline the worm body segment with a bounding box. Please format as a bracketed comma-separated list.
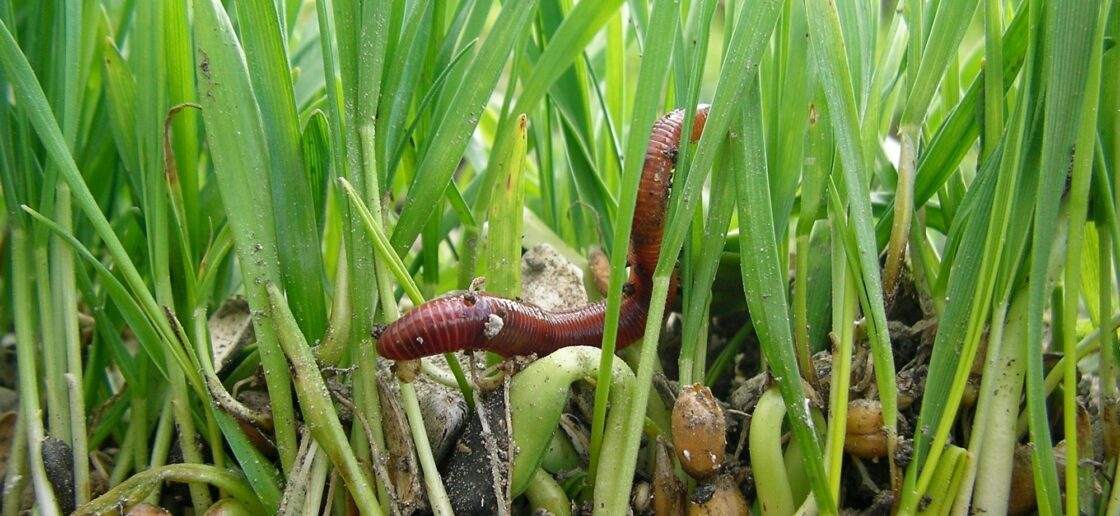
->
[376, 106, 711, 360]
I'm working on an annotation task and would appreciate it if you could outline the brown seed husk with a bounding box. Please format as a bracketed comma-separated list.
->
[672, 384, 726, 480]
[845, 399, 884, 434]
[844, 430, 889, 458]
[844, 399, 888, 458]
[587, 247, 612, 296]
[653, 437, 686, 516]
[1008, 444, 1036, 516]
[687, 474, 749, 516]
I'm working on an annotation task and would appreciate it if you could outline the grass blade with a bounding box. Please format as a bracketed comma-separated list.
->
[238, 0, 328, 340]
[267, 283, 382, 513]
[484, 114, 527, 295]
[588, 0, 680, 490]
[192, 0, 298, 473]
[390, 0, 538, 256]
[0, 18, 203, 395]
[805, 0, 898, 461]
[1023, 0, 1100, 511]
[732, 78, 835, 513]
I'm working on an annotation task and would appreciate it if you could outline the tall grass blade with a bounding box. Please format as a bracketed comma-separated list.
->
[1023, 0, 1100, 512]
[238, 0, 328, 340]
[191, 0, 299, 473]
[589, 0, 680, 500]
[390, 1, 538, 256]
[732, 79, 836, 513]
[0, 18, 202, 394]
[484, 114, 527, 295]
[804, 0, 897, 460]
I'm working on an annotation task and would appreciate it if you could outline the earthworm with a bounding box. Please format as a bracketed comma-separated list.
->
[375, 106, 710, 360]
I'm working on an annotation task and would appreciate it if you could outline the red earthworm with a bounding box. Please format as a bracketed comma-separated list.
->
[375, 105, 710, 360]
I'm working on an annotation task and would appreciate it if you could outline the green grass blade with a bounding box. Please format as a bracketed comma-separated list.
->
[267, 283, 382, 513]
[982, 0, 1005, 157]
[677, 145, 735, 386]
[1059, 10, 1106, 508]
[389, 0, 538, 256]
[901, 86, 1027, 512]
[100, 40, 142, 209]
[7, 225, 62, 514]
[0, 18, 203, 396]
[165, 0, 202, 251]
[823, 211, 857, 500]
[337, 178, 424, 306]
[671, 0, 720, 386]
[732, 79, 836, 513]
[384, 38, 478, 187]
[516, 0, 623, 124]
[805, 0, 898, 448]
[47, 6, 91, 500]
[553, 117, 615, 247]
[312, 0, 375, 364]
[428, 0, 493, 124]
[484, 114, 527, 296]
[658, 0, 786, 272]
[21, 206, 166, 380]
[588, 0, 680, 487]
[464, 0, 625, 264]
[376, 0, 432, 183]
[900, 0, 979, 129]
[1023, 0, 1101, 512]
[75, 464, 265, 516]
[770, 0, 812, 233]
[302, 110, 332, 231]
[875, 7, 1030, 245]
[191, 0, 298, 474]
[131, 0, 169, 300]
[237, 0, 328, 340]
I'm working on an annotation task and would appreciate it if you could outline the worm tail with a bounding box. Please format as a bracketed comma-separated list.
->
[630, 105, 710, 278]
